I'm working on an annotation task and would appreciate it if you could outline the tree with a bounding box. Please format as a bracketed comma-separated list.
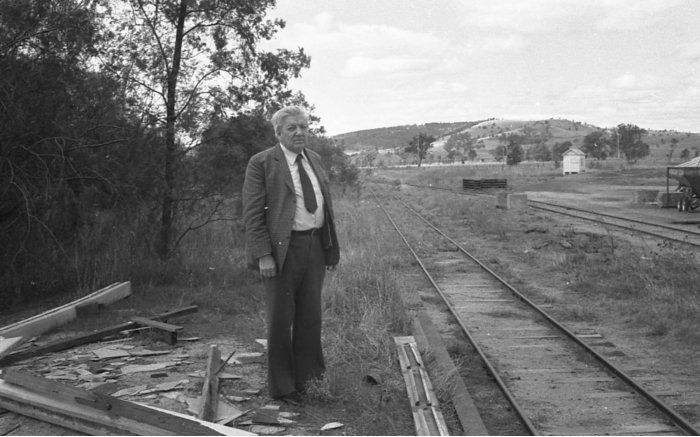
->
[492, 145, 507, 162]
[445, 131, 475, 159]
[506, 141, 524, 166]
[307, 136, 359, 194]
[0, 0, 160, 304]
[468, 148, 478, 161]
[582, 131, 609, 159]
[680, 148, 690, 160]
[667, 137, 680, 163]
[528, 143, 552, 162]
[552, 141, 572, 167]
[616, 124, 650, 163]
[100, 0, 311, 260]
[405, 133, 435, 167]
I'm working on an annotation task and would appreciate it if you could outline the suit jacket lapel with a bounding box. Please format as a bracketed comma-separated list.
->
[306, 151, 329, 199]
[274, 144, 295, 194]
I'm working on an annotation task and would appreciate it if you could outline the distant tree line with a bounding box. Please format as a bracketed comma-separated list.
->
[0, 0, 357, 306]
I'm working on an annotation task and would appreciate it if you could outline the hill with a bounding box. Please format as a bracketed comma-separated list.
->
[333, 120, 491, 152]
[334, 118, 700, 166]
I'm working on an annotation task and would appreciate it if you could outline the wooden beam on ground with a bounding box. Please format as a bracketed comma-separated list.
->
[0, 282, 131, 340]
[0, 337, 23, 362]
[199, 345, 221, 422]
[394, 336, 450, 436]
[0, 369, 252, 435]
[413, 312, 488, 436]
[0, 305, 198, 366]
[130, 317, 183, 345]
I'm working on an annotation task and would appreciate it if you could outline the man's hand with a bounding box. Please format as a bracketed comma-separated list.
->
[258, 254, 277, 278]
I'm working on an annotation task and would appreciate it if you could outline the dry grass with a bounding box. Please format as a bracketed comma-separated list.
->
[372, 166, 700, 347]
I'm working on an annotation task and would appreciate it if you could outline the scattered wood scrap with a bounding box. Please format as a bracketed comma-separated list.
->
[394, 336, 449, 436]
[199, 345, 221, 422]
[0, 282, 131, 340]
[0, 305, 198, 366]
[0, 369, 252, 435]
[0, 337, 23, 362]
[130, 317, 183, 345]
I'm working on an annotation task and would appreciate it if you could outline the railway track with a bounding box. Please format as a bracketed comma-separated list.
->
[528, 200, 700, 248]
[373, 189, 700, 435]
[386, 181, 700, 248]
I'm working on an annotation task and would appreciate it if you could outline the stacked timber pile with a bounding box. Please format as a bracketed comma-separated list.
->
[462, 178, 508, 190]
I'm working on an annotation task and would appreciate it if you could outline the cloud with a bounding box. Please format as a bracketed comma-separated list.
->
[456, 0, 580, 32]
[342, 56, 432, 77]
[595, 0, 685, 30]
[455, 0, 684, 32]
[678, 42, 700, 61]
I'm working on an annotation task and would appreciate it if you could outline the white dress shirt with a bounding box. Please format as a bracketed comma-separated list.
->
[280, 144, 325, 230]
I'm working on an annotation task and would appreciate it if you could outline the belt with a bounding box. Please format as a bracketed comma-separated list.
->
[291, 228, 320, 236]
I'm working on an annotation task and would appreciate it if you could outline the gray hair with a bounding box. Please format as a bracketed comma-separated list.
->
[270, 106, 309, 134]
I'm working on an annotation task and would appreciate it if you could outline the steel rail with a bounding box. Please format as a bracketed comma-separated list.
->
[371, 190, 540, 435]
[377, 181, 700, 248]
[530, 198, 700, 237]
[528, 202, 700, 248]
[386, 190, 700, 436]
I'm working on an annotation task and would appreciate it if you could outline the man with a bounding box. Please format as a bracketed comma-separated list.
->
[242, 106, 340, 404]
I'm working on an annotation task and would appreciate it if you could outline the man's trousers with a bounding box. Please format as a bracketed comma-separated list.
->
[263, 231, 326, 398]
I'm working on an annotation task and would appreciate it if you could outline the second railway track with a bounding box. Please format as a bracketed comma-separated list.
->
[373, 188, 700, 435]
[389, 180, 700, 248]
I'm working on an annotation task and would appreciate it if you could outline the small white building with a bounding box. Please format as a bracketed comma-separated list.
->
[562, 148, 586, 175]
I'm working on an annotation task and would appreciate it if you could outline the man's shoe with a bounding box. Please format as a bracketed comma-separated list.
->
[276, 391, 302, 406]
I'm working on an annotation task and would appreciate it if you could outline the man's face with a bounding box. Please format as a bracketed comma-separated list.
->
[277, 115, 309, 153]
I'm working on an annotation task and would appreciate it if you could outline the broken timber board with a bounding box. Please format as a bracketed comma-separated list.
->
[413, 312, 488, 435]
[0, 282, 131, 339]
[130, 317, 182, 333]
[199, 345, 221, 422]
[0, 370, 226, 435]
[0, 337, 23, 362]
[139, 402, 254, 436]
[130, 316, 183, 345]
[394, 336, 449, 436]
[0, 305, 198, 366]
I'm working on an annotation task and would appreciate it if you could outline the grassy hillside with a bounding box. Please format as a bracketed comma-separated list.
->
[336, 117, 700, 167]
[334, 120, 490, 151]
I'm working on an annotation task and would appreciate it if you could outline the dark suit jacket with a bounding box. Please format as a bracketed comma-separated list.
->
[242, 144, 340, 273]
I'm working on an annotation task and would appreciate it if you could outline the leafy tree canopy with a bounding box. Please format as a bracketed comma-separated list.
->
[582, 130, 609, 160]
[405, 133, 436, 167]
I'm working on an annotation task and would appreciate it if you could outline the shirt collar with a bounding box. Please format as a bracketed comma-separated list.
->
[280, 143, 306, 165]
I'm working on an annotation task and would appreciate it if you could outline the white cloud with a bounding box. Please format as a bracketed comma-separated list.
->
[455, 0, 684, 32]
[678, 42, 700, 61]
[342, 56, 432, 77]
[595, 0, 685, 30]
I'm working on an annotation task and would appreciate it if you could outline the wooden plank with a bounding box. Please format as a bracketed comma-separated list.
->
[394, 336, 449, 436]
[130, 317, 183, 345]
[413, 312, 488, 436]
[395, 339, 427, 435]
[0, 337, 23, 361]
[0, 370, 225, 435]
[130, 317, 182, 333]
[0, 305, 198, 366]
[408, 342, 449, 436]
[199, 345, 221, 422]
[138, 402, 254, 436]
[2, 369, 110, 411]
[0, 282, 131, 339]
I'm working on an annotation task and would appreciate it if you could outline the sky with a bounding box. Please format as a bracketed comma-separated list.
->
[261, 0, 700, 136]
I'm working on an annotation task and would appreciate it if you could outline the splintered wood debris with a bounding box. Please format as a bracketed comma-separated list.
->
[0, 303, 281, 436]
